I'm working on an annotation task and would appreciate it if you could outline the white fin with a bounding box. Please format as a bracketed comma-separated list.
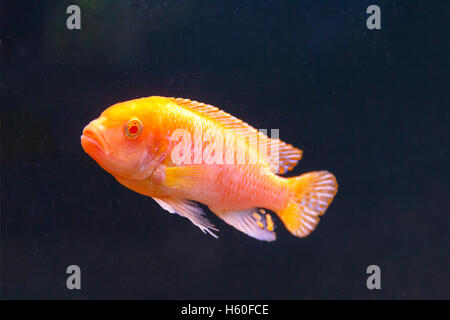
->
[152, 197, 218, 238]
[214, 208, 276, 242]
[168, 97, 302, 174]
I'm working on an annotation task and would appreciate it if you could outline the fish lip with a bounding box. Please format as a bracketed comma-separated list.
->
[81, 125, 110, 156]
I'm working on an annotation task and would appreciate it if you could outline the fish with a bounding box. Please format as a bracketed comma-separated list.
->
[81, 96, 338, 241]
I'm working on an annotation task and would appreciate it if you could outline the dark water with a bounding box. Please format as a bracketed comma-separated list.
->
[2, 1, 449, 299]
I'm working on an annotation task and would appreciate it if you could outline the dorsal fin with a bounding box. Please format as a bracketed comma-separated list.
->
[168, 97, 302, 174]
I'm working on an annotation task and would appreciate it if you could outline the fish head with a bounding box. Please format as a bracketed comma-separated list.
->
[81, 100, 165, 181]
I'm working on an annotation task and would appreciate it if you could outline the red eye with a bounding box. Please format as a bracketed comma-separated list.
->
[125, 119, 143, 139]
[129, 125, 138, 135]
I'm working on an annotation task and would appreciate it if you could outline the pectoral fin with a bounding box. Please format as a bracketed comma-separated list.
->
[164, 165, 215, 190]
[152, 197, 218, 238]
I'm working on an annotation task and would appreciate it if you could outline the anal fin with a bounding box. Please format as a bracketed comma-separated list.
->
[214, 208, 276, 242]
[152, 197, 218, 238]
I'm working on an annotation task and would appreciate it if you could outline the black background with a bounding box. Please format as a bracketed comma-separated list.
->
[1, 0, 449, 299]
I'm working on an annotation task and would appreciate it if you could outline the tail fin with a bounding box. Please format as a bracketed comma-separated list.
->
[277, 171, 338, 238]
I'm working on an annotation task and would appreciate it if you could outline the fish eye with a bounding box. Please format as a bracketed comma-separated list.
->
[125, 118, 143, 140]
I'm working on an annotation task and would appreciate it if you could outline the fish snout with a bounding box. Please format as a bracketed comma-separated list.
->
[81, 121, 110, 156]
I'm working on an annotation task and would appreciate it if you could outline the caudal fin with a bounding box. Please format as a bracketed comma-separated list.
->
[277, 171, 338, 238]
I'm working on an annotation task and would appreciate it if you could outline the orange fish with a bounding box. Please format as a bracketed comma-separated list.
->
[81, 96, 337, 241]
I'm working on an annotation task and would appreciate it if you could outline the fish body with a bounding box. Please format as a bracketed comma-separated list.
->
[81, 96, 337, 241]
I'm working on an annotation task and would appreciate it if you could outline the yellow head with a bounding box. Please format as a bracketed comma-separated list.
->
[81, 97, 168, 181]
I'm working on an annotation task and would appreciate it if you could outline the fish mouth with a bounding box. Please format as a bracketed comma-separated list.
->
[81, 125, 110, 156]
